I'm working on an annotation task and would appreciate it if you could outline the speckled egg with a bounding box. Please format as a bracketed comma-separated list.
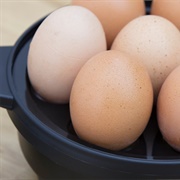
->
[111, 15, 180, 101]
[70, 50, 153, 151]
[151, 0, 180, 30]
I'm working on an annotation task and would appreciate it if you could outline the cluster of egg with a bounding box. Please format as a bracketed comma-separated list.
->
[27, 0, 180, 151]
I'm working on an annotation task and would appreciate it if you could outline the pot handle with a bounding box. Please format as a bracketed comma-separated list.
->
[0, 46, 14, 109]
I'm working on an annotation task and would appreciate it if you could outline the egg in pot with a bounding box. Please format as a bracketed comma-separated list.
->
[27, 5, 106, 104]
[70, 50, 153, 151]
[111, 15, 180, 101]
[72, 0, 146, 49]
[157, 65, 180, 152]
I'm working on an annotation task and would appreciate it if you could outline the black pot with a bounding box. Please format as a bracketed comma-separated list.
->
[1, 2, 180, 179]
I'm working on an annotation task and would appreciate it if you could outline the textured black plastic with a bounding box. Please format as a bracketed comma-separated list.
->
[1, 1, 180, 178]
[0, 47, 14, 109]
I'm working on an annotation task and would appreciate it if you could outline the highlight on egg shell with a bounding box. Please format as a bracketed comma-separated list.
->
[157, 65, 180, 152]
[70, 50, 153, 151]
[27, 5, 106, 104]
[72, 0, 146, 49]
[111, 15, 180, 102]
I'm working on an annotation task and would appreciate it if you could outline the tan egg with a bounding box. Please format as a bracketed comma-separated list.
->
[157, 65, 180, 152]
[70, 50, 153, 151]
[27, 5, 106, 104]
[71, 0, 145, 49]
[151, 0, 180, 30]
[111, 15, 180, 101]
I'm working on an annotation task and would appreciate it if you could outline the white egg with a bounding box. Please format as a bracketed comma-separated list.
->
[28, 5, 106, 103]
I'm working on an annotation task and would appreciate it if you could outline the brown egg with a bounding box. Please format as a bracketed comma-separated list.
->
[157, 65, 180, 152]
[151, 0, 180, 30]
[27, 6, 106, 104]
[70, 50, 153, 151]
[72, 0, 145, 49]
[111, 15, 180, 101]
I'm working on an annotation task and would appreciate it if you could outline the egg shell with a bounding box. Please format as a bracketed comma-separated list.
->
[111, 15, 180, 101]
[151, 0, 180, 30]
[157, 65, 180, 152]
[70, 50, 153, 151]
[27, 5, 106, 104]
[72, 0, 145, 49]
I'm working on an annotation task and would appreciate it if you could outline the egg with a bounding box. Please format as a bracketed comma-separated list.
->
[151, 0, 180, 30]
[111, 15, 180, 101]
[70, 50, 153, 151]
[27, 5, 106, 104]
[71, 0, 145, 49]
[157, 65, 180, 152]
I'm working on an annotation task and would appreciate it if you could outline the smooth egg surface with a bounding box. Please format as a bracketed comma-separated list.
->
[27, 5, 106, 104]
[72, 0, 145, 49]
[157, 65, 180, 152]
[70, 50, 153, 151]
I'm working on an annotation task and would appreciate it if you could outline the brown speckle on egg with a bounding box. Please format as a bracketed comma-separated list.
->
[111, 15, 180, 101]
[70, 50, 153, 151]
[151, 0, 180, 30]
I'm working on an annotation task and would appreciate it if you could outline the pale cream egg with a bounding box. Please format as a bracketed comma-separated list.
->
[28, 5, 106, 104]
[111, 15, 180, 101]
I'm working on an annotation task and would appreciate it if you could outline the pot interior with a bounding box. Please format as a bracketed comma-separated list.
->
[10, 10, 180, 161]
